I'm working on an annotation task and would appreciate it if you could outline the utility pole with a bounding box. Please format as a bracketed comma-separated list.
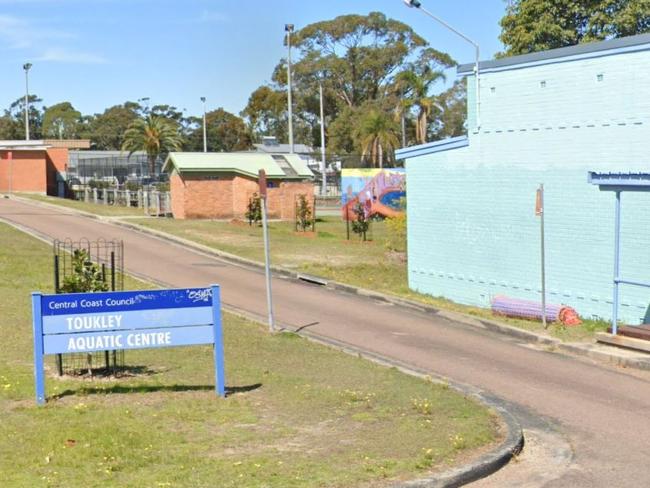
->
[23, 63, 32, 141]
[200, 97, 207, 152]
[319, 79, 327, 196]
[285, 24, 295, 154]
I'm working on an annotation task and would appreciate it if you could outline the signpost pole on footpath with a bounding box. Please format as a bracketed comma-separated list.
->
[259, 170, 275, 332]
[536, 184, 547, 328]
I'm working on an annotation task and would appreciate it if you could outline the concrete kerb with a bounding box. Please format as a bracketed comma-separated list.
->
[11, 195, 650, 372]
[204, 303, 525, 488]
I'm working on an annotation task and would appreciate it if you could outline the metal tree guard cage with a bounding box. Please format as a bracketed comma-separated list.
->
[53, 238, 125, 375]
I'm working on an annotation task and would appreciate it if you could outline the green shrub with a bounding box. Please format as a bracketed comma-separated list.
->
[295, 194, 314, 231]
[60, 249, 109, 293]
[385, 213, 406, 252]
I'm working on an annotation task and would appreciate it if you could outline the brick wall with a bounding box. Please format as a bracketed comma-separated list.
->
[407, 46, 650, 324]
[0, 150, 48, 193]
[169, 172, 314, 220]
[170, 172, 186, 219]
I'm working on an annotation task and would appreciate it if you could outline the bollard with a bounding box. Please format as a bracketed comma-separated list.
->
[102, 188, 108, 205]
[93, 188, 98, 204]
[137, 189, 143, 208]
[125, 190, 131, 208]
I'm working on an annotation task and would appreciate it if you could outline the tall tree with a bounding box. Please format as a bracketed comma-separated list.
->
[185, 108, 252, 152]
[394, 52, 447, 144]
[86, 103, 140, 150]
[429, 80, 467, 141]
[3, 95, 44, 139]
[122, 115, 183, 175]
[499, 0, 650, 56]
[355, 108, 400, 168]
[42, 102, 82, 139]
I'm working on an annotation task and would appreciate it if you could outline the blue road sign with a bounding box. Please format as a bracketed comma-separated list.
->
[31, 286, 225, 405]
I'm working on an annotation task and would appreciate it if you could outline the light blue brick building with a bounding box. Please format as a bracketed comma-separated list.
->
[396, 34, 650, 324]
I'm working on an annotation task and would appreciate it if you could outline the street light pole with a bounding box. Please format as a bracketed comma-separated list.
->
[200, 97, 207, 152]
[318, 79, 327, 195]
[285, 24, 295, 154]
[23, 63, 32, 141]
[402, 0, 481, 129]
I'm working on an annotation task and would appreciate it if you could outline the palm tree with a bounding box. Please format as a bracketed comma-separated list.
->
[395, 67, 445, 145]
[122, 115, 183, 176]
[355, 109, 400, 169]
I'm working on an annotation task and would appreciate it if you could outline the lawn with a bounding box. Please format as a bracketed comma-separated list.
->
[18, 193, 147, 217]
[0, 221, 499, 487]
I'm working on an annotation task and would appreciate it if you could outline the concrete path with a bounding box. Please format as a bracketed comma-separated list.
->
[2, 197, 650, 487]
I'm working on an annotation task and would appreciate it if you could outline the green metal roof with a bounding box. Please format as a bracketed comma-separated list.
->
[164, 152, 313, 179]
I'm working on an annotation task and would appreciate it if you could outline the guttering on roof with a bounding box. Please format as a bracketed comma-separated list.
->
[458, 33, 650, 75]
[395, 135, 469, 160]
[588, 172, 650, 192]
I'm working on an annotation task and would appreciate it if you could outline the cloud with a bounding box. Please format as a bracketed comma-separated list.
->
[34, 47, 107, 64]
[199, 10, 229, 23]
[0, 14, 74, 49]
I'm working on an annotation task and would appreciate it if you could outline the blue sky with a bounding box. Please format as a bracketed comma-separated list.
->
[0, 0, 507, 118]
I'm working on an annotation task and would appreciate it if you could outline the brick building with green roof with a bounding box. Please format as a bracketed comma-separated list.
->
[163, 152, 314, 219]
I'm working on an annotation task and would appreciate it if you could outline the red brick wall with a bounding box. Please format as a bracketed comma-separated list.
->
[170, 172, 187, 219]
[232, 176, 260, 218]
[0, 150, 48, 193]
[169, 172, 314, 220]
[267, 182, 315, 220]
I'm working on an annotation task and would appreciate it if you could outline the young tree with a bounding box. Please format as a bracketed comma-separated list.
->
[499, 0, 650, 56]
[122, 115, 183, 176]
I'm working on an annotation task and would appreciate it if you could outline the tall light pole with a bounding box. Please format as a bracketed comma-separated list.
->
[285, 23, 295, 154]
[200, 97, 207, 152]
[23, 63, 32, 141]
[318, 79, 327, 196]
[402, 0, 481, 129]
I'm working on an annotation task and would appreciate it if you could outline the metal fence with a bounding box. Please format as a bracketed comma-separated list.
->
[72, 187, 172, 216]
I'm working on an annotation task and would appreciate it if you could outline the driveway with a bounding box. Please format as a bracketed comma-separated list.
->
[2, 197, 649, 487]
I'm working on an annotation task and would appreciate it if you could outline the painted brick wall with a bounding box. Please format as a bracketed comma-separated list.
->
[407, 46, 650, 324]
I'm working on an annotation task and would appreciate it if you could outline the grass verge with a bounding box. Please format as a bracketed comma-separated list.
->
[0, 221, 498, 487]
[18, 193, 146, 217]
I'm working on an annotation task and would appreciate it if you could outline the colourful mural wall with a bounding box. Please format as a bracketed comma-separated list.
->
[341, 168, 406, 220]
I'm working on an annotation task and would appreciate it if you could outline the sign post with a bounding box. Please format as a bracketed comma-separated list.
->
[259, 170, 275, 332]
[536, 184, 547, 328]
[31, 286, 225, 405]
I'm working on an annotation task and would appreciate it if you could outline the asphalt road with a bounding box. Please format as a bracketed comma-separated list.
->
[2, 197, 650, 487]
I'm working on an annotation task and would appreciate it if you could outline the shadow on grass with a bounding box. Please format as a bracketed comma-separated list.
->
[60, 365, 158, 378]
[51, 383, 263, 401]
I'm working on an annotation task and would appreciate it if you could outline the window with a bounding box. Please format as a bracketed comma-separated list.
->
[540, 80, 546, 88]
[597, 73, 604, 82]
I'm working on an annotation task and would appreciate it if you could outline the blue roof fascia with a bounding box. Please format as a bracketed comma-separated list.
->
[588, 172, 650, 192]
[458, 33, 650, 76]
[395, 136, 469, 160]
